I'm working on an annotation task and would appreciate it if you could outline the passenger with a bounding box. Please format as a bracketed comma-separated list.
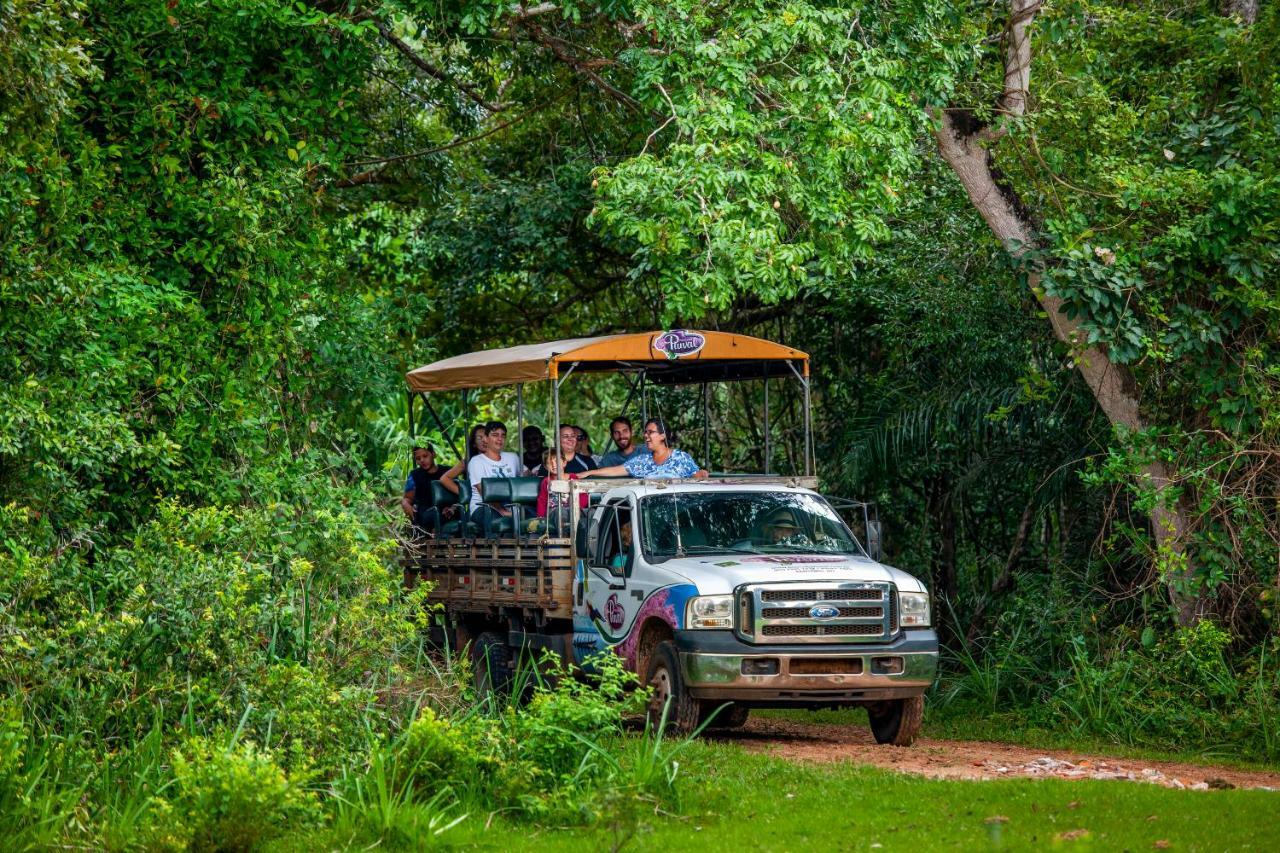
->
[580, 418, 708, 480]
[599, 417, 639, 468]
[532, 450, 588, 534]
[439, 424, 489, 499]
[535, 424, 596, 475]
[610, 518, 633, 571]
[521, 425, 545, 475]
[576, 425, 603, 467]
[466, 420, 522, 529]
[401, 445, 446, 535]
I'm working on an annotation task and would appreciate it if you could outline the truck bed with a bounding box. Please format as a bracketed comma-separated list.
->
[402, 537, 576, 617]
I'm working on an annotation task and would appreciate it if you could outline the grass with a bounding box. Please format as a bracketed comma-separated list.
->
[472, 743, 1279, 851]
[280, 737, 1279, 851]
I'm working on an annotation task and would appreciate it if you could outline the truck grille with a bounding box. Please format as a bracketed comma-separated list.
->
[762, 589, 881, 602]
[761, 606, 882, 619]
[738, 582, 897, 645]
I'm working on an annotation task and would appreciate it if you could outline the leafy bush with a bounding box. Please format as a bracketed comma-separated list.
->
[388, 651, 652, 821]
[0, 494, 425, 765]
[155, 737, 319, 853]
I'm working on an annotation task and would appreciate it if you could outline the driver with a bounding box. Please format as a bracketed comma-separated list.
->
[761, 509, 814, 549]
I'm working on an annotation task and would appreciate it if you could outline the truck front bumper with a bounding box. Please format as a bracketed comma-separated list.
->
[674, 629, 937, 705]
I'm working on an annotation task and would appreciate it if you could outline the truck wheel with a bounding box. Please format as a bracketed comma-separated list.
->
[645, 641, 701, 735]
[472, 631, 514, 699]
[868, 695, 923, 746]
[701, 702, 750, 729]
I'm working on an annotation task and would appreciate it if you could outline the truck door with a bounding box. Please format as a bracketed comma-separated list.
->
[582, 498, 651, 645]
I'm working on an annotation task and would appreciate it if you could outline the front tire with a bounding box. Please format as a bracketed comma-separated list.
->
[868, 695, 923, 746]
[645, 641, 702, 735]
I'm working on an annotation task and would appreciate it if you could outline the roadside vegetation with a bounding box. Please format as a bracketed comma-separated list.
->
[2, 0, 1277, 848]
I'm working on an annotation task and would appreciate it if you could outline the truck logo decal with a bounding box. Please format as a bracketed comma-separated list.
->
[653, 329, 706, 360]
[809, 604, 840, 620]
[743, 555, 845, 565]
[605, 593, 626, 631]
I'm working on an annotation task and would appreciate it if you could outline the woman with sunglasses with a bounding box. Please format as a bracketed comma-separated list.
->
[579, 418, 708, 480]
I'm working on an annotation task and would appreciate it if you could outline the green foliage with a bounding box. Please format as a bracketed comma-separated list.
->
[592, 0, 966, 316]
[0, 492, 425, 775]
[392, 652, 651, 820]
[159, 737, 319, 852]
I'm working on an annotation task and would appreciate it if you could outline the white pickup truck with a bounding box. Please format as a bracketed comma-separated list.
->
[570, 477, 934, 742]
[402, 331, 937, 743]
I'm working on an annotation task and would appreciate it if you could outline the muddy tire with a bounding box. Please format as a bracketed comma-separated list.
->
[645, 641, 702, 735]
[472, 631, 514, 698]
[701, 702, 750, 729]
[868, 695, 923, 746]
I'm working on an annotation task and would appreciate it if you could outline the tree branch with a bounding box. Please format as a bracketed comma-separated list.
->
[343, 99, 556, 169]
[515, 19, 651, 115]
[978, 0, 1042, 142]
[376, 21, 504, 113]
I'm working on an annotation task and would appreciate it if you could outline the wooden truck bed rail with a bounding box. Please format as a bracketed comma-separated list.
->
[402, 537, 576, 617]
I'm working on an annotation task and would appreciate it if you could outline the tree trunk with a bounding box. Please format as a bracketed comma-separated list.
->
[932, 105, 1203, 624]
[1222, 0, 1258, 24]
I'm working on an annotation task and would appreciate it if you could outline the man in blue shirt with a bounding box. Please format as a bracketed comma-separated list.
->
[599, 417, 642, 468]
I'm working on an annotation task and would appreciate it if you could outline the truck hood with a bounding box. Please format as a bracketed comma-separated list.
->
[653, 553, 926, 596]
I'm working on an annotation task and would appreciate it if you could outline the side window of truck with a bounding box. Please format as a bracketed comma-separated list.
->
[594, 502, 634, 576]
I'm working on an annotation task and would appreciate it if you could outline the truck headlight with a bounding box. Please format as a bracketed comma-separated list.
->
[899, 591, 930, 627]
[686, 595, 733, 629]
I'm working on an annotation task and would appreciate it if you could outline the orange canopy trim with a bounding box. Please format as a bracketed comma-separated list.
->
[405, 330, 809, 392]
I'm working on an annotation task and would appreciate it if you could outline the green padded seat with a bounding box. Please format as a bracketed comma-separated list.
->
[432, 478, 475, 538]
[509, 476, 542, 537]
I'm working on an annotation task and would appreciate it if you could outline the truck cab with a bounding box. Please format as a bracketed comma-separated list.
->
[573, 479, 935, 742]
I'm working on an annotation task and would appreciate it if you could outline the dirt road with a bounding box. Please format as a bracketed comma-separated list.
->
[713, 717, 1280, 791]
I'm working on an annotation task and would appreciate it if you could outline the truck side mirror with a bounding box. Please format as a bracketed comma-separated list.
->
[866, 519, 883, 562]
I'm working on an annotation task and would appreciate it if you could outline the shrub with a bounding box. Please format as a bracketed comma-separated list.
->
[157, 737, 318, 852]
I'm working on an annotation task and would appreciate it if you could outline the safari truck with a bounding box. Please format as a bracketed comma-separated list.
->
[401, 331, 937, 744]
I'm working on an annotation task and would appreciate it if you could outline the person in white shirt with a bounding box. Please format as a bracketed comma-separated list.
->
[467, 421, 522, 530]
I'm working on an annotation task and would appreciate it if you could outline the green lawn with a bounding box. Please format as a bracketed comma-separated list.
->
[307, 739, 1278, 851]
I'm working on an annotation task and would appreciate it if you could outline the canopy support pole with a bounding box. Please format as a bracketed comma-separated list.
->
[600, 372, 643, 457]
[763, 378, 771, 475]
[786, 360, 812, 476]
[407, 390, 416, 438]
[423, 394, 463, 461]
[640, 371, 648, 424]
[702, 382, 710, 469]
[516, 383, 524, 463]
[551, 376, 563, 482]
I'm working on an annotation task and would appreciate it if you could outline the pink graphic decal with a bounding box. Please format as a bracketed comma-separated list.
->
[605, 593, 626, 631]
[743, 555, 846, 565]
[652, 329, 706, 360]
[614, 588, 678, 672]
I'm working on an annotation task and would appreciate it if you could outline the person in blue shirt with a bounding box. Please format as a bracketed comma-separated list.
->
[580, 418, 709, 480]
[401, 445, 447, 535]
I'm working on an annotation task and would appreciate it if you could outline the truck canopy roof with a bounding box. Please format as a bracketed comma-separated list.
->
[406, 330, 808, 392]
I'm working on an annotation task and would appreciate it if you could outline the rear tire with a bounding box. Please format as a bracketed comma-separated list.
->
[472, 631, 514, 698]
[644, 641, 702, 735]
[868, 695, 923, 746]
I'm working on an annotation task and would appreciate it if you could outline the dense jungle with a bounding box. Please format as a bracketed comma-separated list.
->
[1, 0, 1277, 848]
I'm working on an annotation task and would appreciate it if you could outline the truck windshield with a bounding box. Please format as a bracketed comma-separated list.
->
[639, 491, 864, 560]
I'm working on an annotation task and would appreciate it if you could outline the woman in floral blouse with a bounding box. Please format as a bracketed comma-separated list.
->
[580, 418, 709, 480]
